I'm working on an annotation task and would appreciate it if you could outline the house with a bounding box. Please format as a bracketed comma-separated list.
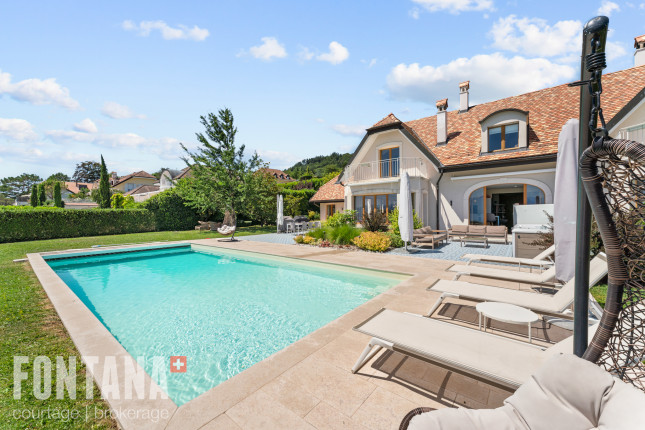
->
[309, 175, 345, 222]
[339, 40, 645, 231]
[62, 182, 95, 200]
[262, 168, 294, 183]
[125, 168, 190, 202]
[109, 171, 157, 193]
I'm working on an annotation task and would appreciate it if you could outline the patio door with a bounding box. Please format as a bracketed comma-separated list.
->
[379, 147, 400, 178]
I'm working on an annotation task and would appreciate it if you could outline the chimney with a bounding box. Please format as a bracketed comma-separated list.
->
[436, 98, 448, 145]
[635, 35, 645, 67]
[459, 81, 470, 113]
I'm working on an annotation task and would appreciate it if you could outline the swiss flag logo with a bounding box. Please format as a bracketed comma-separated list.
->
[170, 356, 187, 373]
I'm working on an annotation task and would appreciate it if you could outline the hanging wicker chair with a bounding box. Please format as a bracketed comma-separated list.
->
[579, 137, 645, 391]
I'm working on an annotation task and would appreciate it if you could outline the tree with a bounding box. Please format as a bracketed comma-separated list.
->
[97, 155, 111, 208]
[30, 185, 38, 207]
[47, 172, 70, 182]
[110, 193, 125, 209]
[0, 173, 43, 199]
[245, 168, 279, 225]
[179, 109, 261, 230]
[53, 182, 63, 208]
[72, 161, 101, 183]
[37, 184, 46, 205]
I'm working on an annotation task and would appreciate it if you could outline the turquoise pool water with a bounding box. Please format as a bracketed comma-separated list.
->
[47, 244, 405, 405]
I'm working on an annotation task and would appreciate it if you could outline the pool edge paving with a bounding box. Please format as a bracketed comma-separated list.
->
[29, 238, 505, 430]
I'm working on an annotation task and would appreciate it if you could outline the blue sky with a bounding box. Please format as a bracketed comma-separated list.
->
[1, 0, 643, 178]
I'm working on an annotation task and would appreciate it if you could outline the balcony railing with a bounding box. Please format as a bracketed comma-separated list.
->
[343, 157, 429, 183]
[618, 123, 645, 144]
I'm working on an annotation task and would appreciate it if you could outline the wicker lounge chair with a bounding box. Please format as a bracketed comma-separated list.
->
[448, 261, 558, 286]
[217, 224, 237, 241]
[427, 253, 608, 318]
[351, 309, 597, 389]
[461, 244, 555, 269]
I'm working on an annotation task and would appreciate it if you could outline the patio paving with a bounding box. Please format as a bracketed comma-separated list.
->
[240, 232, 513, 262]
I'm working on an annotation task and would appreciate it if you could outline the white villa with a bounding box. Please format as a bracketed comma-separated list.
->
[339, 45, 645, 231]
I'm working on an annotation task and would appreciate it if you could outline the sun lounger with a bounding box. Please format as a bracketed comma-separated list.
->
[351, 308, 598, 389]
[428, 253, 608, 318]
[462, 244, 555, 269]
[449, 261, 558, 285]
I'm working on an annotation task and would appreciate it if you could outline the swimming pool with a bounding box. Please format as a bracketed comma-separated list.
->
[46, 244, 405, 405]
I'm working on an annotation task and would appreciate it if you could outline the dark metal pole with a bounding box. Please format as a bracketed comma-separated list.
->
[573, 16, 609, 357]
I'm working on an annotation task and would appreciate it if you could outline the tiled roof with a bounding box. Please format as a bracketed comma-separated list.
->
[174, 167, 192, 180]
[111, 170, 156, 187]
[125, 185, 160, 196]
[63, 181, 95, 194]
[395, 65, 645, 167]
[261, 168, 293, 181]
[369, 113, 401, 129]
[310, 176, 344, 202]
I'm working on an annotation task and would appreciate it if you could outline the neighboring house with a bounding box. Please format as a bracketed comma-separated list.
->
[62, 181, 95, 200]
[125, 168, 189, 202]
[309, 175, 345, 222]
[339, 43, 645, 231]
[262, 168, 294, 183]
[64, 202, 99, 210]
[110, 171, 157, 193]
[14, 195, 29, 206]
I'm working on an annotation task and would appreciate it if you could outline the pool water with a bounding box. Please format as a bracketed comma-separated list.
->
[47, 244, 404, 405]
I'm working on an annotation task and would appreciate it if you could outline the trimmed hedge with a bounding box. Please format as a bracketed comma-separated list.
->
[143, 189, 199, 231]
[0, 207, 156, 243]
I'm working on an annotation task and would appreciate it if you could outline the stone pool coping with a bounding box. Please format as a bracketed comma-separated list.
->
[28, 238, 498, 429]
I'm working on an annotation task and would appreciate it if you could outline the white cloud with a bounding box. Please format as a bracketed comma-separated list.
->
[101, 101, 146, 119]
[361, 58, 378, 68]
[73, 118, 98, 133]
[606, 40, 627, 60]
[0, 118, 39, 141]
[330, 124, 367, 136]
[489, 15, 581, 57]
[317, 42, 349, 65]
[121, 20, 209, 41]
[412, 0, 493, 14]
[0, 69, 80, 110]
[409, 8, 421, 19]
[386, 53, 575, 104]
[255, 149, 302, 168]
[248, 37, 288, 61]
[298, 46, 315, 61]
[598, 0, 620, 16]
[315, 118, 325, 123]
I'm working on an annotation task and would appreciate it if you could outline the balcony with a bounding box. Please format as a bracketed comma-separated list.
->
[343, 157, 429, 184]
[618, 123, 645, 144]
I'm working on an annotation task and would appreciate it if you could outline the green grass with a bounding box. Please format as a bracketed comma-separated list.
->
[590, 284, 608, 308]
[0, 226, 273, 429]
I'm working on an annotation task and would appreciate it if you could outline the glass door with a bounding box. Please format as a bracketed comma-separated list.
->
[379, 147, 400, 178]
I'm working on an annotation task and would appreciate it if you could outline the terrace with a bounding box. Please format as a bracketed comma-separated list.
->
[342, 157, 430, 184]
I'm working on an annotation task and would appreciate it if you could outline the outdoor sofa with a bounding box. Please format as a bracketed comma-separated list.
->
[448, 224, 509, 244]
[412, 227, 448, 249]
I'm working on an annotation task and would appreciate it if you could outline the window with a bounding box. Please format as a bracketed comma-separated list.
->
[326, 204, 336, 217]
[124, 183, 137, 192]
[488, 123, 519, 151]
[469, 187, 485, 225]
[379, 147, 400, 178]
[525, 185, 545, 205]
[354, 193, 397, 221]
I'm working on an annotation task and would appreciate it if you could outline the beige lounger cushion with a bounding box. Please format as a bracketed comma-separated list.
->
[355, 309, 549, 388]
[408, 353, 645, 430]
[460, 254, 553, 267]
[449, 263, 556, 284]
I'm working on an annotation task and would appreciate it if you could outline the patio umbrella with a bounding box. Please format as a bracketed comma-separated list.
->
[554, 118, 579, 282]
[277, 194, 284, 233]
[398, 172, 415, 252]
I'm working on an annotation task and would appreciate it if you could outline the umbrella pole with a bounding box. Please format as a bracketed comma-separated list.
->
[572, 16, 608, 357]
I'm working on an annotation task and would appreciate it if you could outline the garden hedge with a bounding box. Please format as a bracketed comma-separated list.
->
[143, 189, 199, 231]
[0, 207, 156, 243]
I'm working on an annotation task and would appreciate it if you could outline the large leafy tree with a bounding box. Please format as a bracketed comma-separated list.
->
[0, 173, 42, 199]
[246, 168, 279, 225]
[96, 155, 111, 208]
[180, 109, 261, 225]
[47, 172, 70, 182]
[72, 160, 101, 183]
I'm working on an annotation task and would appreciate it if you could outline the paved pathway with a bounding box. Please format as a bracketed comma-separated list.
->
[240, 232, 513, 262]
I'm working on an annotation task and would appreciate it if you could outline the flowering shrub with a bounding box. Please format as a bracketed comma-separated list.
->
[318, 239, 331, 247]
[302, 235, 316, 244]
[294, 235, 304, 244]
[352, 231, 392, 252]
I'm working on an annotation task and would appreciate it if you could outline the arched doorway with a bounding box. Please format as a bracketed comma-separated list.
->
[468, 183, 546, 229]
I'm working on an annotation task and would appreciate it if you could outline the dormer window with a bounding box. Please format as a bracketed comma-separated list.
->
[488, 123, 519, 151]
[479, 109, 528, 154]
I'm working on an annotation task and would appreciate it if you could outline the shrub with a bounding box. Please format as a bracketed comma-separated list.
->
[326, 224, 362, 245]
[144, 189, 199, 231]
[308, 210, 320, 220]
[302, 235, 316, 244]
[306, 227, 326, 240]
[294, 235, 304, 244]
[111, 193, 126, 209]
[0, 207, 156, 243]
[387, 231, 404, 248]
[388, 207, 423, 236]
[353, 231, 392, 252]
[325, 210, 357, 228]
[362, 210, 388, 232]
[319, 239, 331, 248]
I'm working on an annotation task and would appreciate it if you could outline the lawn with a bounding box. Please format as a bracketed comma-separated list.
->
[590, 284, 608, 308]
[0, 226, 273, 429]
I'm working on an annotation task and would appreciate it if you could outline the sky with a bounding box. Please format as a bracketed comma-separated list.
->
[1, 0, 644, 178]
